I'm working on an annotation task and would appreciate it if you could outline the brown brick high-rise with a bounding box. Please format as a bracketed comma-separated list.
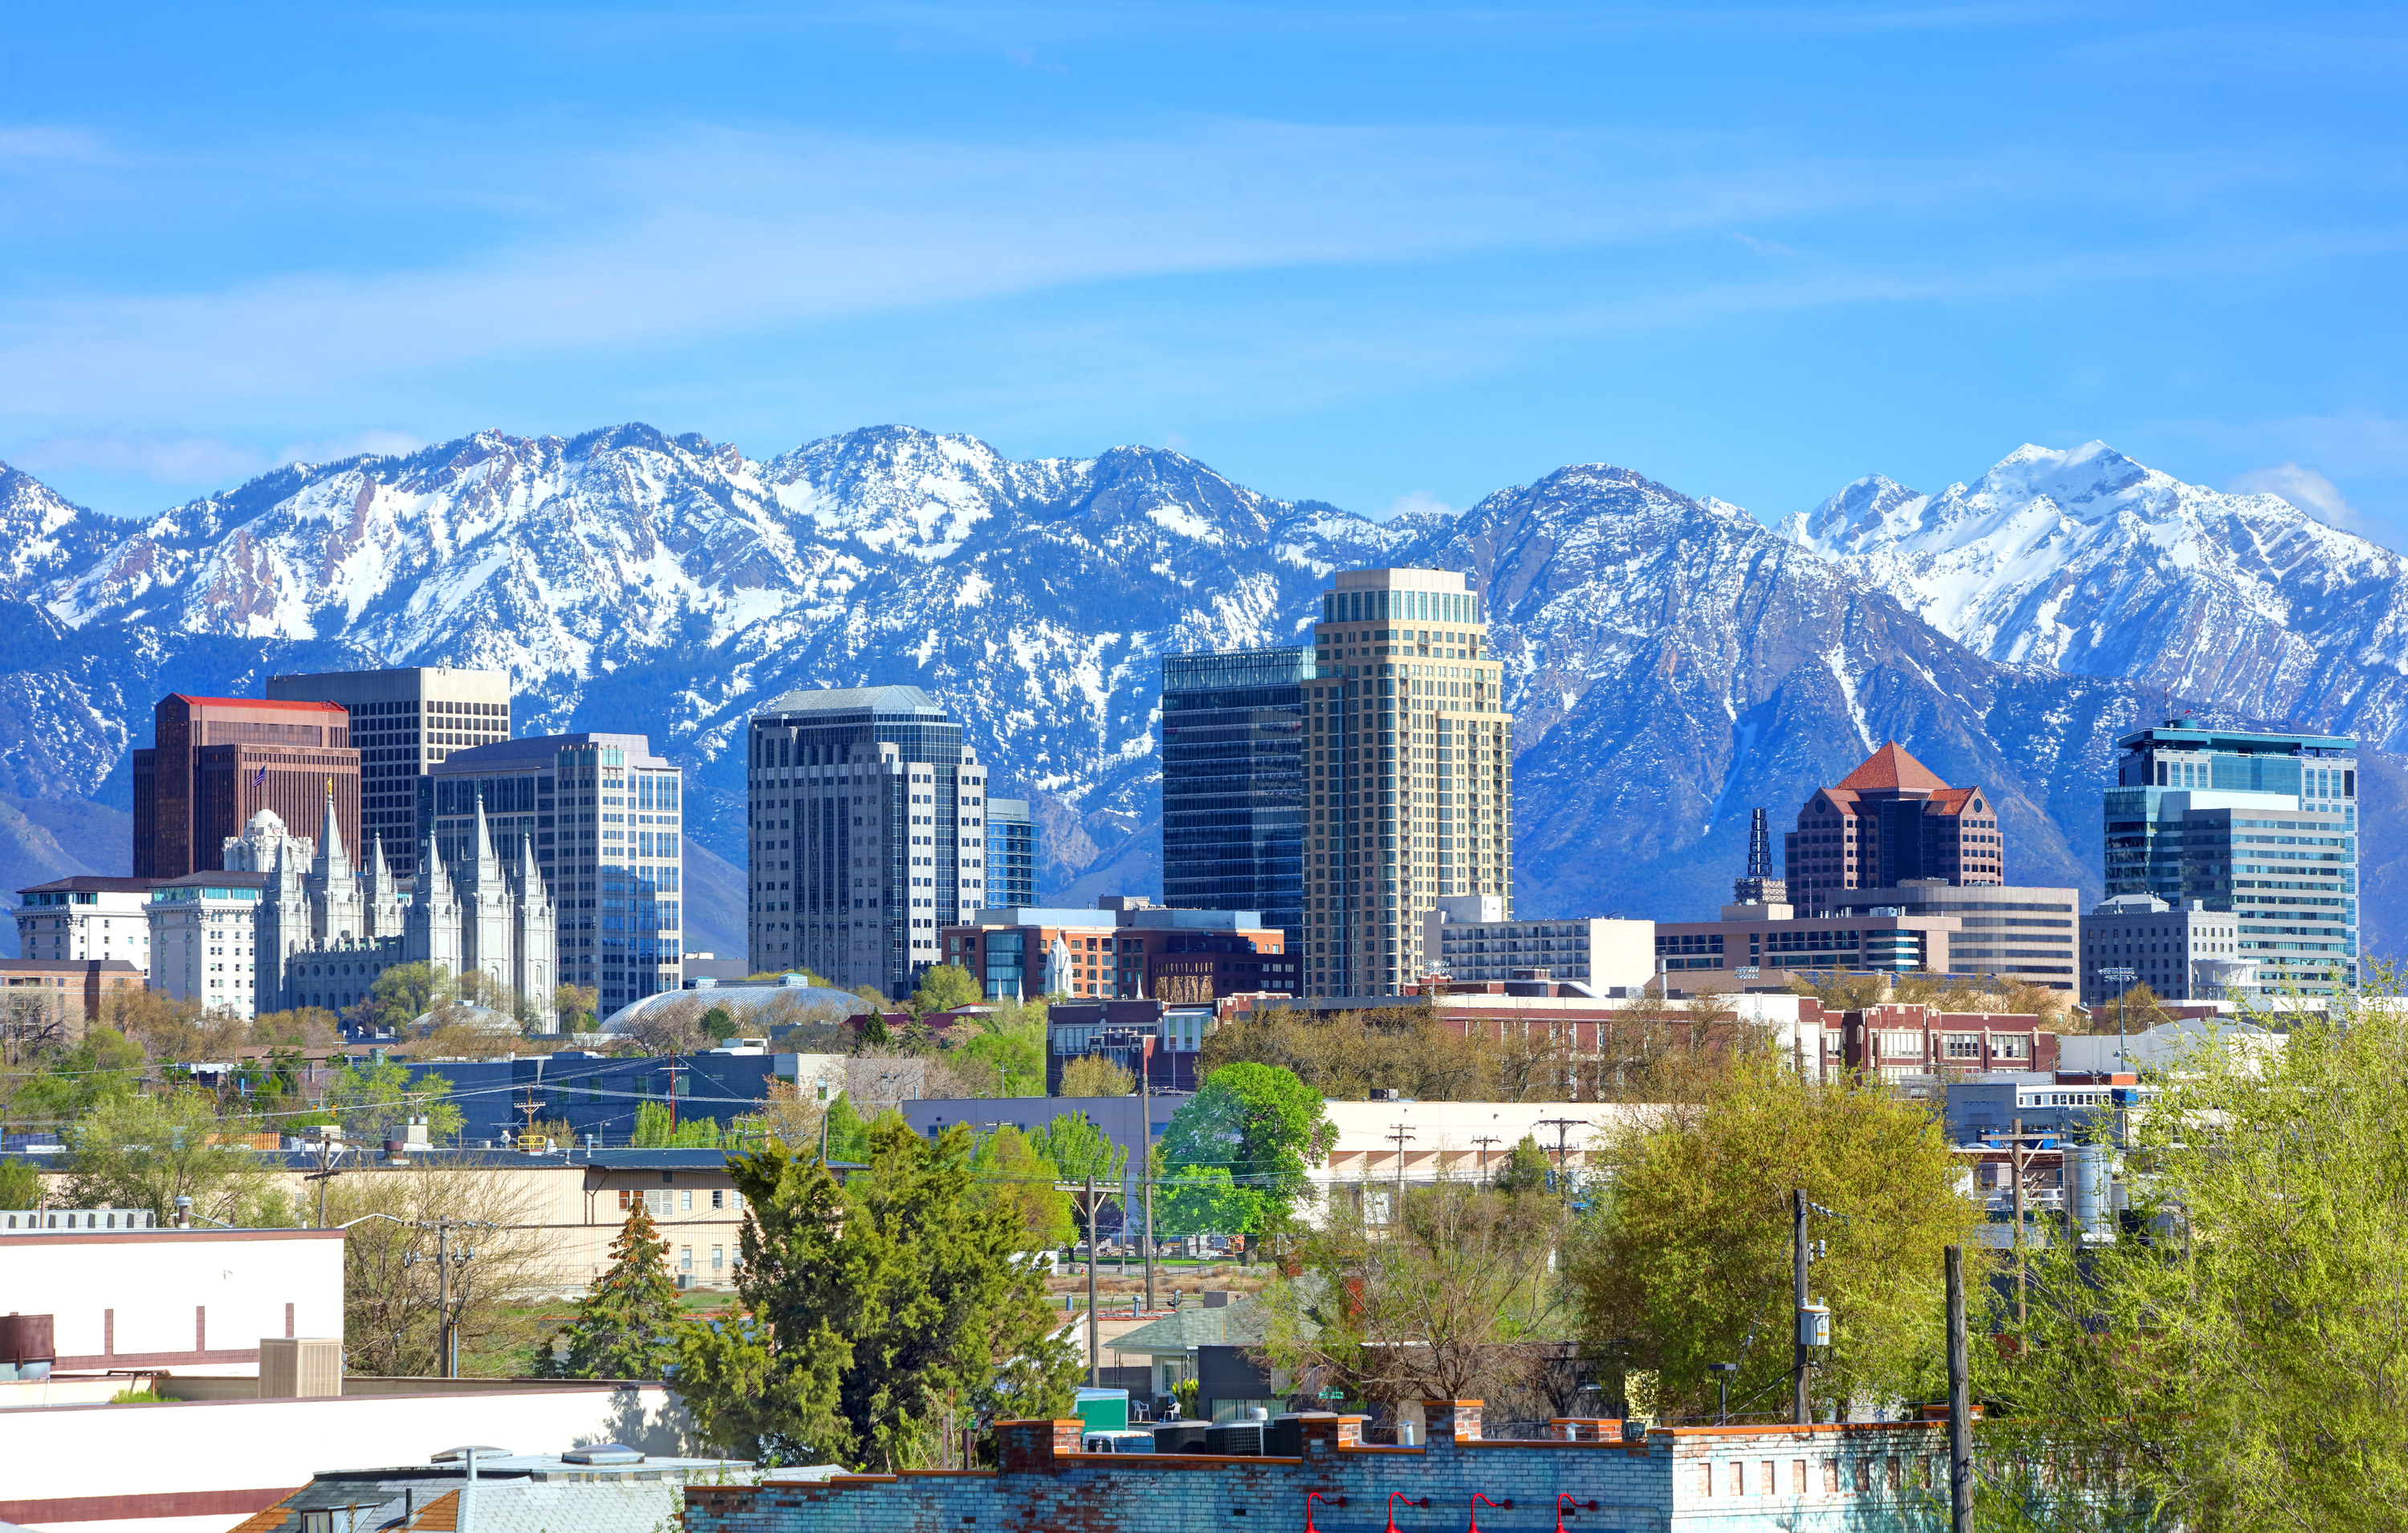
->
[132, 695, 360, 880]
[1782, 741, 2004, 916]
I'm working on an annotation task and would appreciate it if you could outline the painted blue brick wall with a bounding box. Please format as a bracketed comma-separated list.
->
[684, 1404, 1959, 1533]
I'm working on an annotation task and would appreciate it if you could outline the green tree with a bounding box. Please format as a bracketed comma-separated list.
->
[1491, 1133, 1554, 1193]
[1029, 1112, 1129, 1245]
[1979, 994, 2408, 1529]
[954, 1001, 1047, 1096]
[1563, 1046, 1981, 1423]
[1060, 1054, 1135, 1096]
[822, 1092, 871, 1163]
[328, 1058, 465, 1145]
[60, 1089, 288, 1224]
[540, 1205, 684, 1379]
[676, 1124, 1080, 1470]
[700, 1005, 738, 1043]
[365, 962, 453, 1034]
[0, 1155, 44, 1208]
[632, 1100, 722, 1149]
[1265, 1177, 1572, 1409]
[970, 1124, 1073, 1249]
[2, 1027, 145, 1126]
[1156, 1063, 1335, 1242]
[906, 963, 981, 1017]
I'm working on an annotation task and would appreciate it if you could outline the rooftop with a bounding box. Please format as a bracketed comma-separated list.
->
[14, 876, 161, 896]
[754, 684, 950, 718]
[437, 733, 667, 769]
[165, 695, 348, 714]
[235, 1448, 781, 1533]
[1836, 741, 1951, 793]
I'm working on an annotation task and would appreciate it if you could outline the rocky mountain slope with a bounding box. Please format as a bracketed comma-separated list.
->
[1, 428, 2395, 962]
[1783, 441, 2408, 751]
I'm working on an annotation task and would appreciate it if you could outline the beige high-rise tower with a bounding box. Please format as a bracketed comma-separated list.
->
[1303, 567, 1513, 996]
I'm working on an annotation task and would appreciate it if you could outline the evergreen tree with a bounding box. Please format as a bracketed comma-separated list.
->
[548, 1205, 685, 1379]
[676, 1120, 1080, 1469]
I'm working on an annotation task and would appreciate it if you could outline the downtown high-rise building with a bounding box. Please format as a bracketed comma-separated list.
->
[2105, 723, 2358, 995]
[985, 797, 1036, 909]
[132, 694, 360, 880]
[1303, 568, 1512, 996]
[746, 686, 989, 998]
[1783, 742, 2004, 916]
[1161, 647, 1311, 949]
[429, 732, 683, 1015]
[267, 665, 515, 880]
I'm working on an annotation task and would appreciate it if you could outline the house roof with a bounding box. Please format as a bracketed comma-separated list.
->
[1837, 742, 1951, 793]
[1104, 1299, 1273, 1356]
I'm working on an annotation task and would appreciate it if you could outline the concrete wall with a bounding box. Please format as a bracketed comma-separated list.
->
[0, 1229, 343, 1374]
[0, 1381, 694, 1533]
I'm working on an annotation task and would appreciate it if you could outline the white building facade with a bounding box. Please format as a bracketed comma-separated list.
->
[13, 876, 157, 978]
[1421, 897, 1654, 991]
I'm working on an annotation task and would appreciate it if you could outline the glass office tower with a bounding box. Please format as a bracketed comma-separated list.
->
[2105, 724, 2358, 995]
[985, 798, 1036, 909]
[1161, 648, 1311, 952]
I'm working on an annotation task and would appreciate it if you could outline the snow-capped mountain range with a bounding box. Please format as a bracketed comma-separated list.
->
[1, 426, 2396, 960]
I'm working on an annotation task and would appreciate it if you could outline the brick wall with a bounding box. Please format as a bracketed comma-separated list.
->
[683, 1402, 1960, 1533]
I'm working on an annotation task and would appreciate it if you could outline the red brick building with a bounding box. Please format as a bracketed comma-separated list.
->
[1784, 742, 2005, 915]
[132, 695, 359, 880]
[0, 958, 145, 1040]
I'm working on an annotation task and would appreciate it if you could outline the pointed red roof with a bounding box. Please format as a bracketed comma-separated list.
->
[1837, 741, 1951, 793]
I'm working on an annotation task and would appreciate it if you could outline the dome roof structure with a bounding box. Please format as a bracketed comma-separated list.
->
[600, 978, 864, 1034]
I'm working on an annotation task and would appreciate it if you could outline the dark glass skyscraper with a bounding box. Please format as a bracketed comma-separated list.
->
[985, 798, 1036, 909]
[1161, 648, 1311, 951]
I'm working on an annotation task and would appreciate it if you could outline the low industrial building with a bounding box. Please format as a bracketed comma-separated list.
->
[0, 1222, 343, 1378]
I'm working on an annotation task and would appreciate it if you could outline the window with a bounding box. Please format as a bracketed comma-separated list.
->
[1942, 1034, 1983, 1059]
[681, 1189, 694, 1210]
[711, 1189, 725, 1209]
[712, 1245, 725, 1271]
[680, 1246, 693, 1273]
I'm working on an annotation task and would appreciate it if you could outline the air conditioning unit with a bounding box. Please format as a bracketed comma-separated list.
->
[258, 1337, 343, 1398]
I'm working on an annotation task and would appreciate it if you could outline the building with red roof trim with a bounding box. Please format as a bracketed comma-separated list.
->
[1784, 742, 2004, 916]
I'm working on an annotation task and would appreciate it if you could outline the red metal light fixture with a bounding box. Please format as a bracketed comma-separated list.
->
[1306, 1491, 1348, 1533]
[1556, 1494, 1601, 1532]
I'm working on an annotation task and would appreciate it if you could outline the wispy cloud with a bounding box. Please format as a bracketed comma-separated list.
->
[2227, 462, 2365, 530]
[0, 118, 2283, 425]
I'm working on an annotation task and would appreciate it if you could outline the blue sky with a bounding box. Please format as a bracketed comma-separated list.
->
[3, 2, 2406, 541]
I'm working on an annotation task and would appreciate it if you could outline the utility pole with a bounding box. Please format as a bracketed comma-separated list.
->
[435, 1217, 452, 1379]
[1471, 1135, 1501, 1185]
[1387, 1123, 1416, 1218]
[1792, 1189, 1811, 1425]
[1085, 1170, 1099, 1388]
[1945, 1245, 1973, 1533]
[1536, 1118, 1587, 1192]
[665, 1054, 684, 1134]
[1142, 1035, 1157, 1315]
[2011, 1116, 2028, 1326]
